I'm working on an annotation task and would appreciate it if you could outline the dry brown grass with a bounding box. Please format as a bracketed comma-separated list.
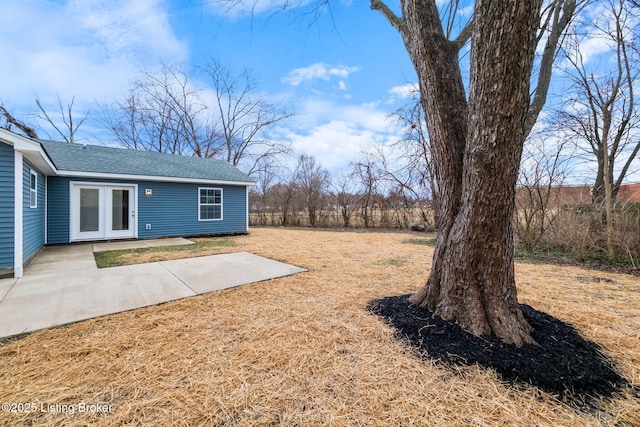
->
[1, 228, 638, 426]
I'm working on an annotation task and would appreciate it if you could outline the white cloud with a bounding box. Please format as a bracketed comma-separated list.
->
[284, 120, 399, 173]
[0, 0, 187, 108]
[292, 98, 392, 133]
[282, 63, 360, 86]
[280, 98, 402, 172]
[388, 83, 418, 100]
[574, 35, 612, 66]
[561, 2, 630, 69]
[69, 0, 186, 62]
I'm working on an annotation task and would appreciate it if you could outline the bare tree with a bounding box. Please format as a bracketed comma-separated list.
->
[515, 132, 572, 252]
[525, 0, 585, 137]
[351, 156, 381, 229]
[559, 0, 639, 259]
[294, 154, 330, 227]
[371, 0, 578, 345]
[199, 59, 294, 175]
[332, 171, 359, 228]
[34, 93, 88, 143]
[270, 180, 300, 227]
[102, 64, 221, 157]
[249, 160, 280, 225]
[384, 90, 438, 227]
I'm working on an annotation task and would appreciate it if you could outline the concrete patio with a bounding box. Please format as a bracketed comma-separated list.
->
[0, 239, 306, 338]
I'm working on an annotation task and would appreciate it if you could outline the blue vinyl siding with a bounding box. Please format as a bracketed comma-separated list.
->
[138, 182, 247, 238]
[0, 142, 14, 269]
[47, 176, 248, 243]
[46, 176, 70, 244]
[23, 161, 45, 262]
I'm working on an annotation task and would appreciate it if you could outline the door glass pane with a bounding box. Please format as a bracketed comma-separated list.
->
[111, 189, 129, 231]
[80, 189, 99, 232]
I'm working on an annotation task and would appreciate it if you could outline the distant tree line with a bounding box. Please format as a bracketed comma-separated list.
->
[250, 153, 436, 231]
[249, 87, 438, 231]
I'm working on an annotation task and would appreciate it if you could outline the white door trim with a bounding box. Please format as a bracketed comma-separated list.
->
[70, 182, 138, 242]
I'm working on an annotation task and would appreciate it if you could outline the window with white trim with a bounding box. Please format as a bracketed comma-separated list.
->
[29, 170, 37, 208]
[199, 188, 222, 221]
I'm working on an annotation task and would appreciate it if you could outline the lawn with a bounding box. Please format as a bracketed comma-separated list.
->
[0, 228, 638, 426]
[93, 237, 239, 268]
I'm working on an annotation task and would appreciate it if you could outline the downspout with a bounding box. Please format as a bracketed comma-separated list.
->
[44, 175, 48, 245]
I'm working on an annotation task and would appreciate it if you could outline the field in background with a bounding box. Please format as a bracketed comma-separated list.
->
[1, 228, 638, 426]
[251, 202, 640, 268]
[250, 207, 436, 231]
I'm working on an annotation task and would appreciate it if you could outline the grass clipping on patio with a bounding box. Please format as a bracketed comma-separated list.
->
[1, 228, 639, 426]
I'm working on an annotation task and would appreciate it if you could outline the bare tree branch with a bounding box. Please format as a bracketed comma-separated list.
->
[199, 59, 294, 175]
[370, 0, 408, 39]
[35, 93, 89, 143]
[559, 0, 639, 204]
[0, 103, 39, 138]
[525, 0, 580, 138]
[101, 63, 222, 157]
[452, 17, 474, 50]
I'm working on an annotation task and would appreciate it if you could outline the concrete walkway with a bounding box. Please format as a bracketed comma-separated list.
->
[0, 240, 306, 338]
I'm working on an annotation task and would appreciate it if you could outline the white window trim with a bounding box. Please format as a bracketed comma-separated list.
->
[29, 169, 37, 208]
[198, 187, 223, 221]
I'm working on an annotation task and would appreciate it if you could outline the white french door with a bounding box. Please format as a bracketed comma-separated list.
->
[106, 186, 136, 239]
[71, 183, 137, 241]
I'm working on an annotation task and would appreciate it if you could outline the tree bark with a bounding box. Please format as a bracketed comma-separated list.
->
[400, 0, 468, 323]
[401, 0, 541, 346]
[601, 111, 616, 261]
[372, 0, 572, 345]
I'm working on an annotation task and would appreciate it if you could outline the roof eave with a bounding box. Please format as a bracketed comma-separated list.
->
[54, 169, 255, 186]
[0, 129, 58, 174]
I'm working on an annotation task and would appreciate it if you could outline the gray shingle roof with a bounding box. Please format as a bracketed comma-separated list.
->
[38, 140, 254, 184]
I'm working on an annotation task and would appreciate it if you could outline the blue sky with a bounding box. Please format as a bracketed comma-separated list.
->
[1, 0, 638, 183]
[0, 0, 418, 173]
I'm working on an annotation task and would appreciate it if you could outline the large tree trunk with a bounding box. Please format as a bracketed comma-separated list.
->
[401, 0, 467, 322]
[370, 0, 575, 346]
[406, 0, 541, 346]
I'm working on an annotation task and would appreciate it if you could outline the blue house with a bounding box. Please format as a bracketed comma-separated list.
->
[0, 128, 254, 278]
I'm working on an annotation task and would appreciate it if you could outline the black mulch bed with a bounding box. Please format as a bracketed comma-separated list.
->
[367, 294, 633, 409]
